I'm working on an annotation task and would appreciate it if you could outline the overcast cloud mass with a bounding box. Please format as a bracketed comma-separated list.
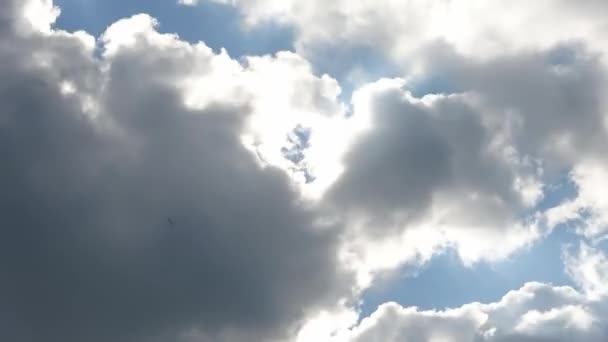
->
[1, 0, 608, 341]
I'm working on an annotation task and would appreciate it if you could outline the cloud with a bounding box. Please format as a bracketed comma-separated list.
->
[0, 2, 355, 341]
[5, 1, 608, 341]
[411, 43, 608, 242]
[320, 78, 545, 284]
[318, 239, 608, 342]
[565, 243, 608, 300]
[291, 18, 608, 283]
[331, 281, 606, 342]
[200, 0, 608, 269]
[545, 160, 608, 239]
[417, 43, 608, 166]
[209, 0, 608, 66]
[177, 0, 200, 6]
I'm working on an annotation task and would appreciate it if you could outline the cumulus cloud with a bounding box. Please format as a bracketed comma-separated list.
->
[193, 1, 608, 339]
[175, 0, 608, 281]
[545, 160, 608, 239]
[331, 282, 606, 342]
[5, 0, 608, 341]
[315, 78, 545, 286]
[0, 1, 354, 341]
[565, 243, 608, 300]
[213, 0, 608, 270]
[319, 239, 608, 342]
[208, 0, 608, 66]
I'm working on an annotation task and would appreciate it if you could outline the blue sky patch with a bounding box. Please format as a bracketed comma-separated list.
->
[54, 0, 294, 57]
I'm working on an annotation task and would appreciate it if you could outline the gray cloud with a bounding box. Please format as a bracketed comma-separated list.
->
[5, 1, 608, 341]
[417, 42, 608, 170]
[0, 2, 352, 342]
[320, 40, 608, 264]
[324, 82, 534, 241]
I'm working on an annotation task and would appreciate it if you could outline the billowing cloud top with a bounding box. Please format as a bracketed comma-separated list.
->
[1, 0, 608, 341]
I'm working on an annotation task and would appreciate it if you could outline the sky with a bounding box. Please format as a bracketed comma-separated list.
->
[1, 1, 608, 342]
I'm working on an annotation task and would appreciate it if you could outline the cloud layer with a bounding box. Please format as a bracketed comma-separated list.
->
[1, 0, 608, 341]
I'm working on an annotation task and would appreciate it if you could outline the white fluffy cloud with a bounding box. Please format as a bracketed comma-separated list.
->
[207, 0, 608, 68]
[190, 1, 608, 340]
[329, 252, 608, 342]
[201, 0, 608, 270]
[311, 240, 608, 342]
[545, 160, 608, 239]
[565, 243, 608, 300]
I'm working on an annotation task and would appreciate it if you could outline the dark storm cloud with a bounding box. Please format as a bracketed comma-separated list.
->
[0, 2, 351, 342]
